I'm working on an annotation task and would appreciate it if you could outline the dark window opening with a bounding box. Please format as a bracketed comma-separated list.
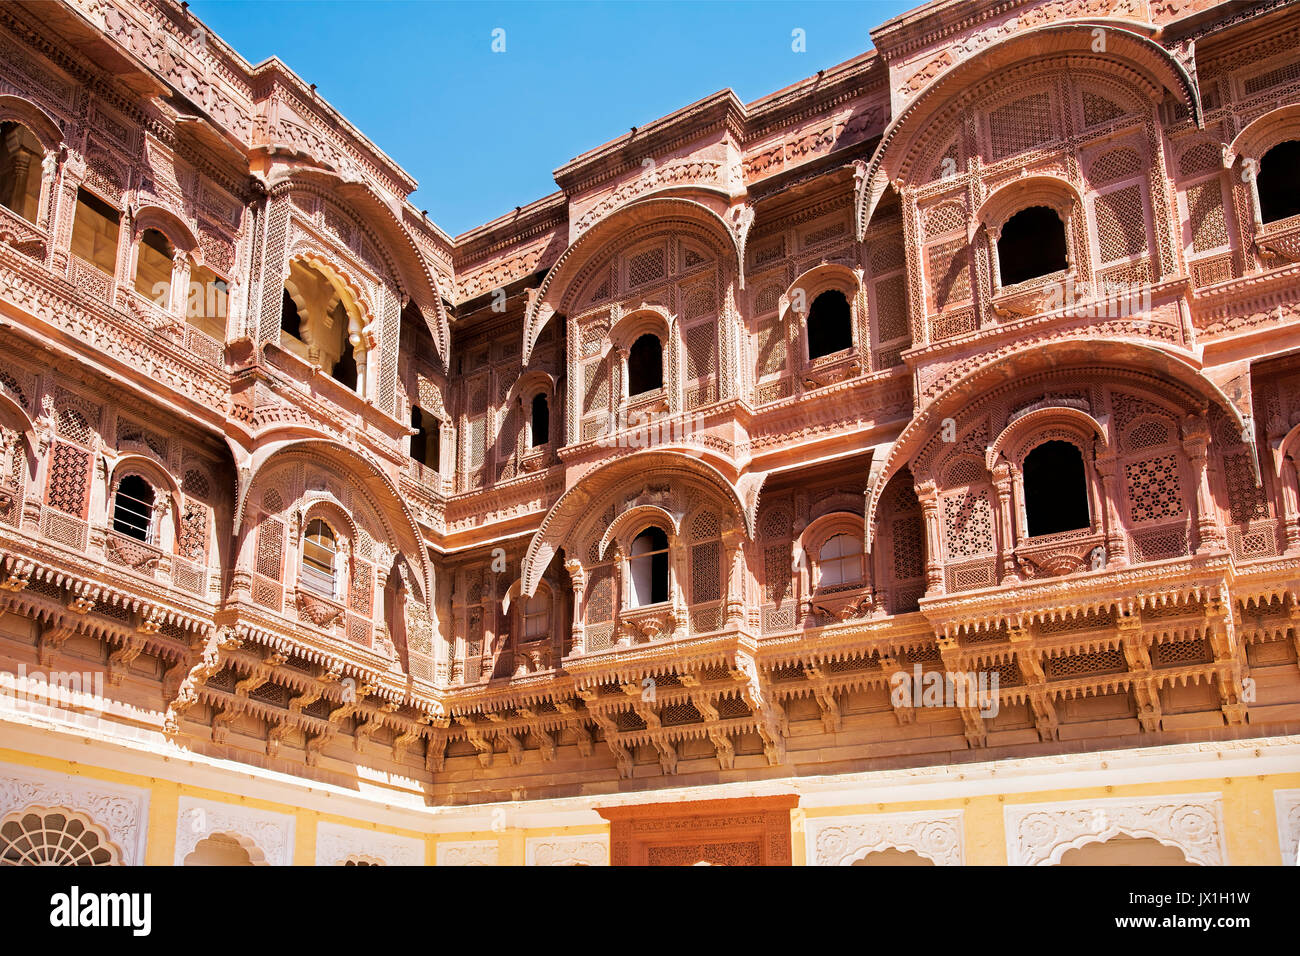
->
[331, 335, 358, 390]
[410, 406, 439, 471]
[112, 474, 155, 542]
[0, 121, 43, 223]
[530, 393, 549, 447]
[629, 526, 669, 606]
[807, 290, 853, 359]
[280, 289, 302, 338]
[628, 334, 662, 395]
[1258, 140, 1300, 224]
[1023, 440, 1090, 537]
[997, 206, 1068, 286]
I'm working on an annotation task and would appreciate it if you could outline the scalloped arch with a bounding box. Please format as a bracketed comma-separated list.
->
[987, 406, 1109, 469]
[855, 23, 1202, 239]
[0, 95, 62, 152]
[522, 197, 742, 364]
[234, 439, 432, 601]
[1224, 103, 1300, 168]
[863, 339, 1249, 550]
[520, 450, 750, 597]
[133, 204, 199, 256]
[267, 169, 450, 365]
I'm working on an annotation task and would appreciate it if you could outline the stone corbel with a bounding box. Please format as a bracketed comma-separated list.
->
[1118, 610, 1161, 732]
[37, 623, 75, 667]
[936, 634, 987, 747]
[210, 706, 237, 744]
[425, 728, 449, 772]
[107, 635, 144, 685]
[163, 632, 240, 738]
[234, 650, 288, 697]
[466, 730, 494, 769]
[266, 720, 291, 758]
[571, 721, 595, 758]
[802, 663, 843, 733]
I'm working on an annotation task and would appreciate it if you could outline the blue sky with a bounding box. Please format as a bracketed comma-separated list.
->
[190, 1, 912, 236]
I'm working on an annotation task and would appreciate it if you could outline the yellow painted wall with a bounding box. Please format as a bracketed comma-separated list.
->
[1, 744, 1295, 865]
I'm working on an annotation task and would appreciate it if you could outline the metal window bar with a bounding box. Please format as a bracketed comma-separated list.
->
[112, 490, 154, 542]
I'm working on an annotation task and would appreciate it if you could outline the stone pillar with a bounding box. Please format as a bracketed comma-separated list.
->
[1094, 446, 1128, 567]
[992, 460, 1019, 583]
[88, 455, 109, 558]
[722, 528, 745, 625]
[917, 480, 944, 595]
[170, 250, 192, 319]
[153, 494, 173, 583]
[614, 345, 629, 434]
[1280, 453, 1300, 552]
[564, 557, 586, 655]
[1182, 414, 1222, 554]
[669, 533, 689, 637]
[37, 151, 57, 233]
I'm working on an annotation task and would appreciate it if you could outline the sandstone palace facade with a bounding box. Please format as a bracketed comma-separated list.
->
[0, 0, 1297, 867]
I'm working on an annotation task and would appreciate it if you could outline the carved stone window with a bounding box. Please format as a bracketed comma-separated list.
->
[1, 807, 119, 865]
[522, 592, 549, 640]
[628, 334, 663, 396]
[409, 405, 441, 471]
[1257, 140, 1300, 224]
[133, 227, 175, 303]
[1022, 440, 1091, 537]
[996, 206, 1068, 286]
[280, 259, 369, 396]
[530, 392, 550, 448]
[806, 290, 853, 360]
[817, 533, 862, 588]
[70, 188, 120, 276]
[628, 525, 669, 607]
[300, 518, 339, 598]
[111, 474, 155, 543]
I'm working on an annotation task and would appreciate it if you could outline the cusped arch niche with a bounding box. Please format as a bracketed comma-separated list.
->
[856, 23, 1201, 238]
[522, 197, 743, 364]
[235, 440, 434, 675]
[520, 450, 750, 599]
[267, 168, 451, 366]
[0, 806, 122, 866]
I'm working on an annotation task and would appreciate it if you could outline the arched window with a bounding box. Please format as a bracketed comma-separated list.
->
[111, 474, 155, 543]
[817, 533, 862, 587]
[300, 518, 338, 597]
[530, 393, 549, 447]
[628, 526, 669, 607]
[331, 307, 359, 390]
[70, 188, 120, 277]
[281, 261, 366, 395]
[1257, 140, 1300, 224]
[628, 334, 663, 395]
[1023, 440, 1090, 536]
[522, 593, 549, 639]
[1, 808, 118, 866]
[186, 264, 228, 342]
[134, 228, 175, 303]
[807, 290, 853, 359]
[0, 121, 43, 223]
[280, 289, 303, 339]
[997, 206, 1067, 285]
[410, 406, 439, 471]
[183, 833, 254, 866]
